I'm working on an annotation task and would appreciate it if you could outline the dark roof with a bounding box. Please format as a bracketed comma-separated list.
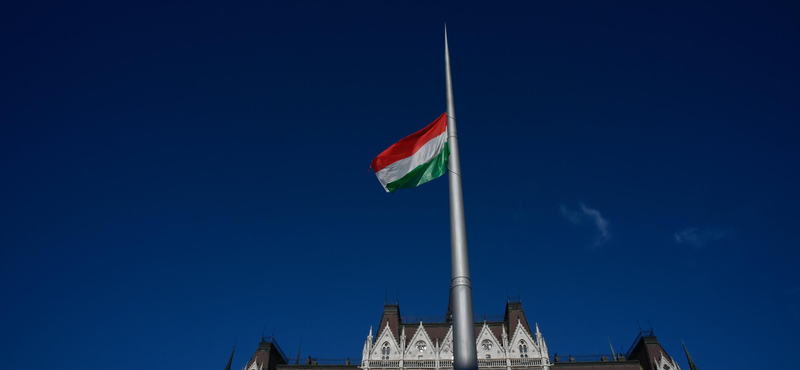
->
[401, 321, 506, 346]
[625, 333, 673, 370]
[246, 339, 288, 370]
[504, 301, 532, 339]
[552, 361, 644, 369]
[376, 300, 531, 346]
[378, 304, 402, 343]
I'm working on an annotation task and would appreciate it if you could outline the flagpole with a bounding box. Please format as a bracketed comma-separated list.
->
[444, 25, 478, 370]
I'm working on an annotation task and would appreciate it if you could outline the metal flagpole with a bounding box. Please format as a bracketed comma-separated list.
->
[444, 25, 478, 370]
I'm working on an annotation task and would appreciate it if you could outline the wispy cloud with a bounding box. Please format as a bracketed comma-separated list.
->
[560, 202, 611, 247]
[674, 227, 732, 247]
[559, 204, 582, 224]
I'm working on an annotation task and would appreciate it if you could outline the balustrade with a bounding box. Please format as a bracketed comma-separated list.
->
[365, 357, 544, 369]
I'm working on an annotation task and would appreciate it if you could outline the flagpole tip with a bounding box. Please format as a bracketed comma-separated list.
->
[444, 24, 449, 54]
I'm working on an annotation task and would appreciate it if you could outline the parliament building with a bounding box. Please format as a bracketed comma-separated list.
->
[223, 298, 699, 370]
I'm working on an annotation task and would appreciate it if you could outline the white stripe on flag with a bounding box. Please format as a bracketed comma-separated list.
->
[375, 131, 448, 190]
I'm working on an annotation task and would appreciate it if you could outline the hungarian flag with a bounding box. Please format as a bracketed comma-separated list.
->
[370, 113, 450, 193]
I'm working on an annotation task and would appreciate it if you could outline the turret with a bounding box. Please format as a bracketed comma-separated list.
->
[534, 323, 547, 356]
[400, 326, 406, 352]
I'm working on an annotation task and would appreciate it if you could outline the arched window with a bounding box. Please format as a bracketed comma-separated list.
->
[481, 340, 493, 351]
[519, 340, 528, 358]
[485, 354, 491, 359]
[381, 342, 391, 360]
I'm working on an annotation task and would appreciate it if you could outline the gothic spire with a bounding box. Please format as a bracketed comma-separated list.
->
[682, 339, 699, 370]
[224, 346, 235, 370]
[608, 337, 616, 359]
[295, 341, 303, 365]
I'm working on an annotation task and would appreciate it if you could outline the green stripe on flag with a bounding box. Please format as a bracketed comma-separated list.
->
[386, 143, 450, 193]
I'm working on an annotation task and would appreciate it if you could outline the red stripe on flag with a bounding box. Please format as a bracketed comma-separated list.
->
[370, 113, 448, 173]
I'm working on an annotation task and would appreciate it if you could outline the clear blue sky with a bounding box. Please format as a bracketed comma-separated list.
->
[1, 1, 798, 369]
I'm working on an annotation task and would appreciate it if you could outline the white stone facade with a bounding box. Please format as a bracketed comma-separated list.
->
[247, 359, 265, 370]
[653, 351, 682, 370]
[360, 319, 550, 370]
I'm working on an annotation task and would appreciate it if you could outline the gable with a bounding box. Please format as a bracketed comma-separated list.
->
[405, 322, 436, 359]
[476, 322, 503, 358]
[372, 322, 401, 359]
[509, 319, 539, 358]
